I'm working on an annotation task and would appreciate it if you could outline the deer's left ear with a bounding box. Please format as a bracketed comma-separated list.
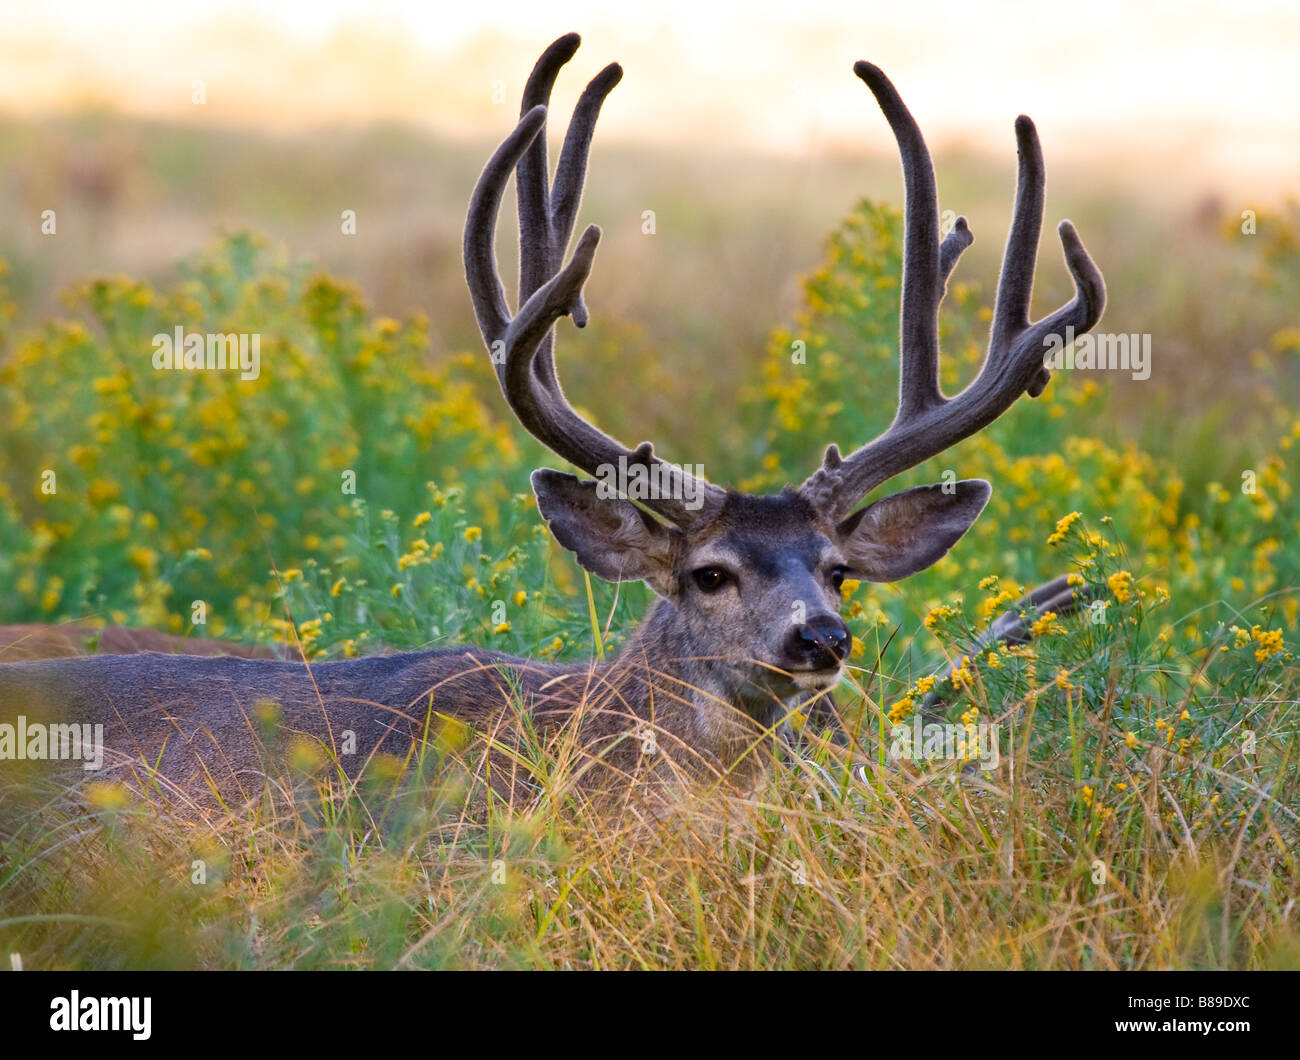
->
[836, 479, 991, 582]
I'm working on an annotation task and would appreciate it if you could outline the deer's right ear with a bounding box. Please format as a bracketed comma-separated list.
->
[531, 469, 681, 597]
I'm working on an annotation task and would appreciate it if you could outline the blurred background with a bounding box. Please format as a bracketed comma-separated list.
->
[0, 0, 1296, 453]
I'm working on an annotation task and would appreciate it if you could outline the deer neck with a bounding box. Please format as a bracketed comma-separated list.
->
[600, 598, 791, 769]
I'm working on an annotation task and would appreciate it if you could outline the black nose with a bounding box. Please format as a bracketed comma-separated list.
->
[786, 615, 851, 670]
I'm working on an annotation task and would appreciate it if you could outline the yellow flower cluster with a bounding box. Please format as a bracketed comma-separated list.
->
[1029, 611, 1066, 638]
[924, 603, 959, 633]
[888, 696, 914, 723]
[981, 586, 1018, 621]
[1106, 570, 1134, 604]
[1248, 625, 1285, 662]
[949, 655, 974, 691]
[1047, 511, 1082, 545]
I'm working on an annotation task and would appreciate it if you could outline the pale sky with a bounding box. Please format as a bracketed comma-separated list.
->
[0, 0, 1296, 189]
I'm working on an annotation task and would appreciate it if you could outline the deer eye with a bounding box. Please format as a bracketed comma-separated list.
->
[829, 566, 849, 591]
[692, 567, 731, 593]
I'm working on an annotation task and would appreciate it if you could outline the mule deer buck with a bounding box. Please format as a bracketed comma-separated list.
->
[0, 34, 1103, 812]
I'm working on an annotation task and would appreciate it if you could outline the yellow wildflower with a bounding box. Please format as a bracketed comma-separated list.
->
[1047, 511, 1081, 545]
[950, 655, 974, 691]
[981, 587, 1017, 621]
[1029, 611, 1064, 637]
[1250, 625, 1285, 662]
[1107, 570, 1134, 603]
[924, 603, 957, 632]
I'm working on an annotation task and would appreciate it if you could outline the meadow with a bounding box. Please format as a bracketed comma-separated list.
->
[0, 114, 1296, 969]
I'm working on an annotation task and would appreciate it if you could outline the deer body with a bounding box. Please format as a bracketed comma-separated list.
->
[1, 643, 566, 802]
[0, 604, 815, 805]
[0, 34, 1103, 810]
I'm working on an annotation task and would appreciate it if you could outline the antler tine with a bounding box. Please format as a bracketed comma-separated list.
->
[516, 33, 620, 304]
[982, 113, 1105, 389]
[464, 104, 548, 351]
[464, 34, 726, 529]
[551, 64, 624, 251]
[517, 37, 622, 402]
[798, 64, 1105, 524]
[939, 215, 974, 293]
[1010, 216, 1106, 398]
[988, 116, 1046, 360]
[852, 61, 944, 420]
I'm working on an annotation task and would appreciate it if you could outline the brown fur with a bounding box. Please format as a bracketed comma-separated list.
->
[0, 624, 280, 662]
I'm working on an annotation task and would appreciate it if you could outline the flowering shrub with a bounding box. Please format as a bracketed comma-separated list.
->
[0, 234, 536, 639]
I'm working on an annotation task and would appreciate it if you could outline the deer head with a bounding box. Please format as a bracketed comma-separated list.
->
[464, 34, 1105, 707]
